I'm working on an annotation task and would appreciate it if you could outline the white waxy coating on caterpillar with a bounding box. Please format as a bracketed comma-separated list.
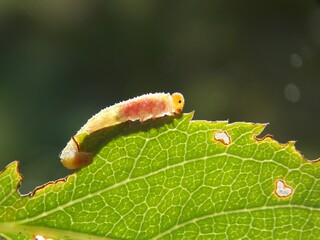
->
[60, 92, 185, 169]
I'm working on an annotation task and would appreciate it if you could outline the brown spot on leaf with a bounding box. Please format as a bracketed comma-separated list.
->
[213, 131, 231, 145]
[274, 179, 293, 198]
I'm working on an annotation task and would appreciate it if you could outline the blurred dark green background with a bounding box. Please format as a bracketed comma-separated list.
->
[0, 1, 319, 193]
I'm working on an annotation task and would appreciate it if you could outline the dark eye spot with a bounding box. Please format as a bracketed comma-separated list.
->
[178, 100, 181, 103]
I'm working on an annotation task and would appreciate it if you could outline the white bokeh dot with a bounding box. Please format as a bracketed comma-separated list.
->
[284, 83, 300, 103]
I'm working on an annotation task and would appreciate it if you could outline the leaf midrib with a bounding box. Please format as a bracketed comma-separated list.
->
[4, 204, 316, 239]
[13, 149, 309, 226]
[0, 223, 113, 240]
[15, 153, 226, 225]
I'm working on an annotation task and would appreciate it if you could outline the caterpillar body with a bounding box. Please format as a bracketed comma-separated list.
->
[60, 92, 185, 169]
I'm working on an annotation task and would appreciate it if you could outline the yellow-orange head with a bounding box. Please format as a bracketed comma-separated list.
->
[171, 92, 185, 114]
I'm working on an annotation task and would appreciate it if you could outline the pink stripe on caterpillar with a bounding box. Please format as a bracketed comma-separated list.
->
[118, 96, 169, 122]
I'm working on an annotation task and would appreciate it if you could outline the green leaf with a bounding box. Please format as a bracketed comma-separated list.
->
[0, 113, 319, 239]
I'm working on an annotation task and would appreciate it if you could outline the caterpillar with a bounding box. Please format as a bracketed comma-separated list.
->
[60, 92, 185, 169]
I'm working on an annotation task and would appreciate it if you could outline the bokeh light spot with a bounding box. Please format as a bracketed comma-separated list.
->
[289, 53, 303, 67]
[284, 83, 300, 103]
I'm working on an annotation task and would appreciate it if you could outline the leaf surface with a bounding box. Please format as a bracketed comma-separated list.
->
[0, 113, 319, 239]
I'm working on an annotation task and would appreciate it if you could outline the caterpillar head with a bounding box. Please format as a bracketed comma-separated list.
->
[171, 92, 185, 114]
